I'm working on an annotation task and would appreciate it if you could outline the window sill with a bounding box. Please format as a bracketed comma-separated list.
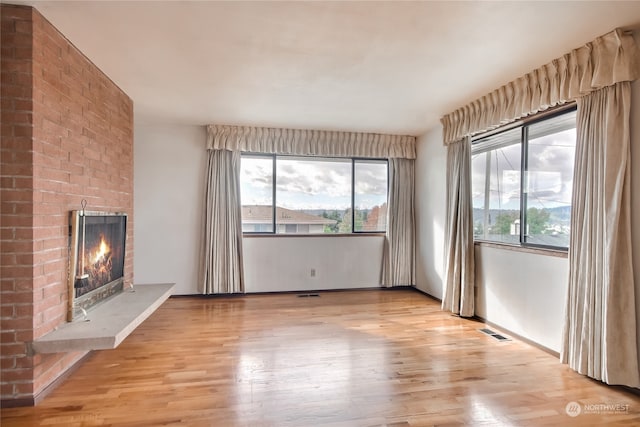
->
[474, 241, 568, 258]
[243, 233, 386, 238]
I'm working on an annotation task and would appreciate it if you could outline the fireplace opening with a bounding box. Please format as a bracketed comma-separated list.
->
[69, 210, 127, 321]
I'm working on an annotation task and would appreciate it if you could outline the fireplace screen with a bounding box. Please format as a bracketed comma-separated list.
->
[68, 210, 127, 321]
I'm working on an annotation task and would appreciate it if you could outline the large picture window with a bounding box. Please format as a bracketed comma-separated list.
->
[240, 155, 388, 234]
[471, 107, 577, 249]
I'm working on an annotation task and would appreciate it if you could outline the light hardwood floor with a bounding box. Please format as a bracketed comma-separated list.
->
[2, 289, 639, 426]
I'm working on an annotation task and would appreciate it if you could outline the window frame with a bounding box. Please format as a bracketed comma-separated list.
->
[471, 104, 577, 251]
[240, 153, 389, 236]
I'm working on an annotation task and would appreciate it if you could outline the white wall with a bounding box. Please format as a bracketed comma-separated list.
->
[415, 127, 446, 299]
[474, 248, 568, 351]
[415, 79, 640, 355]
[134, 124, 385, 294]
[134, 124, 206, 294]
[243, 236, 384, 293]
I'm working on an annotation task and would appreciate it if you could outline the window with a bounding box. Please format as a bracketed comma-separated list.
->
[471, 107, 577, 249]
[276, 156, 352, 234]
[240, 155, 274, 233]
[240, 155, 388, 234]
[472, 128, 522, 244]
[354, 160, 389, 232]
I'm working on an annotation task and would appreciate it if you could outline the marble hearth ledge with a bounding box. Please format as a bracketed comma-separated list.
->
[31, 283, 175, 354]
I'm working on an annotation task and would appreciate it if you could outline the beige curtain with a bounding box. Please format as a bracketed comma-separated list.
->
[200, 149, 244, 294]
[561, 82, 639, 387]
[442, 137, 474, 317]
[207, 125, 416, 159]
[382, 158, 415, 287]
[441, 29, 639, 145]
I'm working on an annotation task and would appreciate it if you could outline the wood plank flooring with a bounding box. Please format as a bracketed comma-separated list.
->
[2, 289, 639, 426]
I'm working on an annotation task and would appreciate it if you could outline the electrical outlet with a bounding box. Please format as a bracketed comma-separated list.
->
[310, 268, 316, 277]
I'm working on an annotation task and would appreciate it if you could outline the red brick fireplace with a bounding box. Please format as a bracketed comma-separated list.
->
[1, 4, 134, 406]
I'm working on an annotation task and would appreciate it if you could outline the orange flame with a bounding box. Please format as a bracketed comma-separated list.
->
[92, 235, 110, 263]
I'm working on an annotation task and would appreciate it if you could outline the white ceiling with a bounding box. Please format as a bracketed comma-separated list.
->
[15, 1, 640, 136]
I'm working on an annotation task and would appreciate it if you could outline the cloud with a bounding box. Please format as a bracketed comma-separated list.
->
[240, 157, 273, 205]
[471, 127, 576, 209]
[240, 157, 272, 189]
[240, 157, 388, 210]
[276, 159, 352, 198]
[355, 163, 387, 195]
[527, 128, 576, 206]
[528, 129, 575, 179]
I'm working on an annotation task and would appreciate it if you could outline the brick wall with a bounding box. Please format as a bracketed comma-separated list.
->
[1, 4, 134, 405]
[1, 4, 36, 401]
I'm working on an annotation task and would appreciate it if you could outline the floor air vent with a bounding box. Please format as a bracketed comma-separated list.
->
[492, 334, 509, 341]
[297, 293, 320, 298]
[479, 328, 511, 341]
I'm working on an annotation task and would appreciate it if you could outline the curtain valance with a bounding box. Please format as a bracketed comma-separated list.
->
[207, 125, 416, 159]
[441, 28, 639, 144]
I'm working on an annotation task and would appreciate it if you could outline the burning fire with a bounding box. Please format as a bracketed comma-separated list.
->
[93, 236, 110, 264]
[82, 234, 114, 288]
